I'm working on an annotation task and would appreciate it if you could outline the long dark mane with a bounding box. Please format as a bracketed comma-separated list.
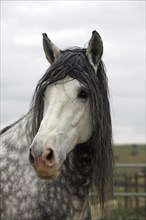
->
[30, 48, 114, 215]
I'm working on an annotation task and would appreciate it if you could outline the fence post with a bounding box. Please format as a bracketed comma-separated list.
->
[135, 172, 139, 209]
[124, 174, 128, 208]
[128, 175, 132, 208]
[144, 172, 146, 211]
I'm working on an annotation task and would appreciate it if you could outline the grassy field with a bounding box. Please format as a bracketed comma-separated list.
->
[114, 144, 145, 163]
[91, 206, 146, 220]
[114, 144, 146, 174]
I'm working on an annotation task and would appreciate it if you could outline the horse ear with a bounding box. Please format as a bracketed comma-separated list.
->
[86, 30, 103, 69]
[42, 33, 62, 64]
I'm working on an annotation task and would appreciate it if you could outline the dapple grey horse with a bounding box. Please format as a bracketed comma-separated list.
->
[0, 31, 114, 220]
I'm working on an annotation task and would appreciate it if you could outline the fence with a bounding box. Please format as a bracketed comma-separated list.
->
[114, 163, 146, 209]
[90, 163, 146, 219]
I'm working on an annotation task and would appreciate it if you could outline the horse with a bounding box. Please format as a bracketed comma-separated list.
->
[0, 30, 114, 220]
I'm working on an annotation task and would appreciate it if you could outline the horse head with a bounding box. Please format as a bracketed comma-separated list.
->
[29, 31, 111, 185]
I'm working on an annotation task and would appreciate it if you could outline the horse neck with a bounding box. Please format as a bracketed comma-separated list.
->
[60, 142, 93, 196]
[1, 112, 33, 150]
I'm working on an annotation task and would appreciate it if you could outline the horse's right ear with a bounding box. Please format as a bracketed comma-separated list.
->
[42, 33, 62, 64]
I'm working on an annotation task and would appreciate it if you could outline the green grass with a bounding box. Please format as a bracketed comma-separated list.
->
[114, 144, 146, 174]
[114, 144, 145, 163]
[109, 206, 146, 220]
[91, 206, 146, 220]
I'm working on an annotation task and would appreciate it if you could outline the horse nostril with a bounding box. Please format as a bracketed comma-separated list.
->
[46, 149, 54, 161]
[29, 149, 34, 164]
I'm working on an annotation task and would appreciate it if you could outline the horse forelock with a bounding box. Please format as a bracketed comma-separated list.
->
[30, 47, 114, 214]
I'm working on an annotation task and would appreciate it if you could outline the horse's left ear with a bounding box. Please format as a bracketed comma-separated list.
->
[42, 33, 62, 64]
[86, 30, 103, 69]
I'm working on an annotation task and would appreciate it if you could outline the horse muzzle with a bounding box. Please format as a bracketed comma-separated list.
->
[35, 156, 61, 180]
[29, 146, 61, 180]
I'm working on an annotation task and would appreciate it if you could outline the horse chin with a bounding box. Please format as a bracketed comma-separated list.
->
[34, 157, 61, 180]
[36, 170, 60, 180]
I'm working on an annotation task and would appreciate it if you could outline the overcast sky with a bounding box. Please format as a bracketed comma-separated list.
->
[1, 1, 145, 144]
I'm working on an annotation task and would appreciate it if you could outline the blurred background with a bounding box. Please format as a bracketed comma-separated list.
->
[1, 1, 145, 219]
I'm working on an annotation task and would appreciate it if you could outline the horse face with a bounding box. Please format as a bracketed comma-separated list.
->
[29, 76, 92, 180]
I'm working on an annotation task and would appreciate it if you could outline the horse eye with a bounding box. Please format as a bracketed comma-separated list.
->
[78, 89, 88, 99]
